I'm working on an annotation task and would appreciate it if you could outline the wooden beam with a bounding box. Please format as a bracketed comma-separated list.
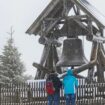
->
[52, 46, 62, 73]
[35, 44, 51, 79]
[71, 0, 105, 28]
[26, 0, 61, 35]
[44, 18, 61, 36]
[33, 62, 50, 73]
[87, 42, 97, 82]
[73, 18, 89, 32]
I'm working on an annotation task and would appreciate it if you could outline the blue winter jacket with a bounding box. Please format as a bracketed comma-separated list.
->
[63, 69, 78, 94]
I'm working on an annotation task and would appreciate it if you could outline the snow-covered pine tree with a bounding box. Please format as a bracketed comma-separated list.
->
[0, 37, 26, 84]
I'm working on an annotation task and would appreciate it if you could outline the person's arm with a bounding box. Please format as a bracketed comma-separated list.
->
[58, 72, 67, 79]
[60, 79, 62, 88]
[57, 77, 62, 88]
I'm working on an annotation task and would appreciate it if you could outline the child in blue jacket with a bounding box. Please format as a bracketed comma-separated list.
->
[63, 68, 78, 105]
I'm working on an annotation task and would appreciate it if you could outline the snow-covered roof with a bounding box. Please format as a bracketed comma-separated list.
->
[26, 0, 105, 36]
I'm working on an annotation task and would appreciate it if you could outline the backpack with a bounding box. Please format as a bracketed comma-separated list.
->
[46, 80, 55, 95]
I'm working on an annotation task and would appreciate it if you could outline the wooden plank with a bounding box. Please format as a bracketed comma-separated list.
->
[1, 80, 105, 104]
[52, 46, 62, 73]
[26, 0, 62, 35]
[71, 0, 105, 28]
[35, 45, 51, 79]
[26, 0, 74, 36]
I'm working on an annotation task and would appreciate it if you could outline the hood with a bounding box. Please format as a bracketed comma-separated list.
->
[67, 69, 73, 76]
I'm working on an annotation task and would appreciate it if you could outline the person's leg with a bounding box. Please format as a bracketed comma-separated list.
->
[48, 95, 53, 105]
[53, 92, 60, 105]
[71, 94, 76, 105]
[65, 94, 70, 105]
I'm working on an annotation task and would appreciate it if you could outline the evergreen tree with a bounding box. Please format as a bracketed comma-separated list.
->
[0, 35, 26, 84]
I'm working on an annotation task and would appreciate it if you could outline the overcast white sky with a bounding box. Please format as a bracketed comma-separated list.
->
[0, 0, 105, 77]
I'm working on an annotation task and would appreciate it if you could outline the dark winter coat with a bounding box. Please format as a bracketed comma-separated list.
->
[46, 73, 62, 93]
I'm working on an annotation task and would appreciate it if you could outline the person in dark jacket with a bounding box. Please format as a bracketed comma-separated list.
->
[63, 68, 78, 105]
[46, 72, 62, 105]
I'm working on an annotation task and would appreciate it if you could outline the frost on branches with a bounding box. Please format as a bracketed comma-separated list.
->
[0, 38, 26, 84]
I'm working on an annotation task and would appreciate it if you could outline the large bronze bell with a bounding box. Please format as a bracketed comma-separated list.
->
[56, 38, 88, 67]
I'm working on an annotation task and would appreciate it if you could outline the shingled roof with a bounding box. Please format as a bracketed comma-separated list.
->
[26, 0, 105, 36]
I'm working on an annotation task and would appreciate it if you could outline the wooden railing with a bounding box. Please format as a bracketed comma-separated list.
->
[0, 79, 105, 105]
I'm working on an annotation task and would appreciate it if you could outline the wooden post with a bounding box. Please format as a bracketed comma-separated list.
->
[35, 44, 51, 79]
[0, 84, 1, 104]
[53, 45, 62, 73]
[87, 42, 98, 83]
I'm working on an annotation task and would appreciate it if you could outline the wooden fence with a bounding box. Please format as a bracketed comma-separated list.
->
[0, 79, 105, 105]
